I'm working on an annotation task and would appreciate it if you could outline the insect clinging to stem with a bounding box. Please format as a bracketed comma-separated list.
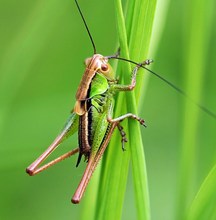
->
[26, 0, 216, 204]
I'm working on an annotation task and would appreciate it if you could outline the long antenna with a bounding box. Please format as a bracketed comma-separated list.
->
[111, 56, 216, 120]
[74, 0, 97, 54]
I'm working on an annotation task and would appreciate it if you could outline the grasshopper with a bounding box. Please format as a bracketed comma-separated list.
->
[26, 0, 216, 204]
[26, 0, 152, 204]
[26, 52, 152, 203]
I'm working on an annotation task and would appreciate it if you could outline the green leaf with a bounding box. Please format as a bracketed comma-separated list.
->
[89, 0, 158, 220]
[186, 164, 216, 220]
[176, 0, 215, 219]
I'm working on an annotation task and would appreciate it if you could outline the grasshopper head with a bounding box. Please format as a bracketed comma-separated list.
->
[85, 54, 114, 81]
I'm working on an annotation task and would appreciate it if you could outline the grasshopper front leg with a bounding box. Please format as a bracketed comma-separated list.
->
[112, 59, 153, 92]
[108, 58, 151, 127]
[26, 112, 79, 176]
[106, 60, 151, 148]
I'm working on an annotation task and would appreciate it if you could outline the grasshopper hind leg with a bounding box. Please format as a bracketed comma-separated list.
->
[117, 124, 128, 151]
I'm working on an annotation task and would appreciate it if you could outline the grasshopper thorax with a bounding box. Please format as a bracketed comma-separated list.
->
[74, 54, 114, 116]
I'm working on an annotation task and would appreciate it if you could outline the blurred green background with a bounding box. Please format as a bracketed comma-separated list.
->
[0, 0, 215, 220]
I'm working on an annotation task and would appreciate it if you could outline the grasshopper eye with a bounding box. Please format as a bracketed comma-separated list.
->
[100, 63, 114, 80]
[101, 64, 109, 72]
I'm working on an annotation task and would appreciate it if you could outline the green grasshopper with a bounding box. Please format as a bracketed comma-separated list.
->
[26, 0, 152, 204]
[26, 0, 216, 204]
[26, 52, 151, 203]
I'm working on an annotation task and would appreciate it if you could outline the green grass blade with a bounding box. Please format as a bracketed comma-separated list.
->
[124, 1, 157, 220]
[176, 0, 215, 219]
[186, 164, 216, 220]
[92, 0, 157, 220]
